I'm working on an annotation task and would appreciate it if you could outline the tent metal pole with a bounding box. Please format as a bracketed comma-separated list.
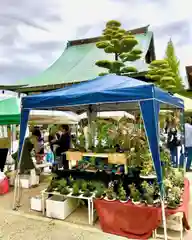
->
[160, 197, 168, 240]
[12, 142, 24, 210]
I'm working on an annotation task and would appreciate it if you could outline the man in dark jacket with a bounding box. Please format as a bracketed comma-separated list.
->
[51, 125, 71, 169]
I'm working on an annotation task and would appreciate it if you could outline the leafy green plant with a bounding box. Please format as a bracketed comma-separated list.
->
[46, 177, 59, 192]
[87, 181, 96, 192]
[140, 152, 154, 176]
[60, 187, 70, 195]
[81, 181, 88, 192]
[163, 178, 172, 195]
[72, 183, 80, 196]
[169, 168, 184, 188]
[68, 175, 74, 187]
[95, 188, 105, 199]
[58, 179, 67, 187]
[83, 189, 92, 197]
[167, 186, 181, 209]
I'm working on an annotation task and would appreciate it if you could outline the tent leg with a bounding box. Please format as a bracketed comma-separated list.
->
[12, 170, 22, 210]
[12, 171, 19, 210]
[160, 198, 168, 240]
[12, 145, 24, 210]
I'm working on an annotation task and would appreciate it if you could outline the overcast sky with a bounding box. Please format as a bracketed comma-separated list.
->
[0, 0, 191, 85]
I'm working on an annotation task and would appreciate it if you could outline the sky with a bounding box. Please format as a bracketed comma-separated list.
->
[0, 0, 192, 86]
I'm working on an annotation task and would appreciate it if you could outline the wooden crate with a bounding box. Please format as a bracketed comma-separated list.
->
[108, 153, 127, 165]
[66, 151, 82, 161]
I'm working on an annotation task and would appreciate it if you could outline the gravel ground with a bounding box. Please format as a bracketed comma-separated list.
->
[0, 210, 125, 240]
[0, 173, 191, 240]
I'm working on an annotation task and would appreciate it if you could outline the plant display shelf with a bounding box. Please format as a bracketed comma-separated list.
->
[139, 174, 157, 179]
[153, 212, 183, 240]
[41, 189, 95, 225]
[66, 151, 128, 173]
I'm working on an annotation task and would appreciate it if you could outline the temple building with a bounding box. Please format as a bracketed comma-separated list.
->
[1, 25, 156, 95]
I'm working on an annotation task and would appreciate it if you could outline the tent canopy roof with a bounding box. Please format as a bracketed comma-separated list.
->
[22, 74, 184, 113]
[0, 97, 79, 125]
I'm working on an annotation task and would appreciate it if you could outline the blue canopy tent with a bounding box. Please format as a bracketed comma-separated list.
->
[19, 74, 184, 188]
[17, 74, 184, 238]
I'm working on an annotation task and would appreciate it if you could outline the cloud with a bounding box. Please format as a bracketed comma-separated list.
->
[0, 0, 191, 86]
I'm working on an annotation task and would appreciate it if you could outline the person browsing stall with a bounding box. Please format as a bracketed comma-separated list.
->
[185, 118, 192, 171]
[51, 125, 71, 169]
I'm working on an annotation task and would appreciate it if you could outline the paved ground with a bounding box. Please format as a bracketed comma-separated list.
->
[0, 210, 125, 240]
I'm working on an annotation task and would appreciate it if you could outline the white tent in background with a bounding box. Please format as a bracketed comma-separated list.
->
[79, 111, 135, 121]
[29, 110, 80, 124]
[174, 94, 192, 112]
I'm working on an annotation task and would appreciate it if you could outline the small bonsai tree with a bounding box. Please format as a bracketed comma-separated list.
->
[106, 187, 116, 200]
[129, 183, 140, 202]
[141, 181, 154, 205]
[118, 186, 127, 202]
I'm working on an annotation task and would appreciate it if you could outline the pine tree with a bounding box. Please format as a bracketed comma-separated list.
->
[165, 39, 184, 90]
[146, 59, 176, 91]
[95, 20, 142, 76]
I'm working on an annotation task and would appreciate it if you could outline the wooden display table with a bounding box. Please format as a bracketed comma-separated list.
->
[66, 151, 128, 173]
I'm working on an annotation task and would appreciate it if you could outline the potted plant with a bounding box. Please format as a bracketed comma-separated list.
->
[46, 177, 59, 192]
[105, 187, 116, 201]
[87, 181, 96, 192]
[129, 183, 140, 205]
[167, 186, 181, 209]
[83, 189, 92, 197]
[141, 181, 155, 206]
[72, 183, 80, 196]
[68, 175, 74, 188]
[57, 179, 68, 194]
[81, 181, 88, 192]
[163, 178, 172, 196]
[95, 188, 105, 199]
[170, 168, 184, 189]
[118, 185, 128, 203]
[87, 156, 97, 171]
[60, 187, 70, 195]
[132, 190, 140, 204]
